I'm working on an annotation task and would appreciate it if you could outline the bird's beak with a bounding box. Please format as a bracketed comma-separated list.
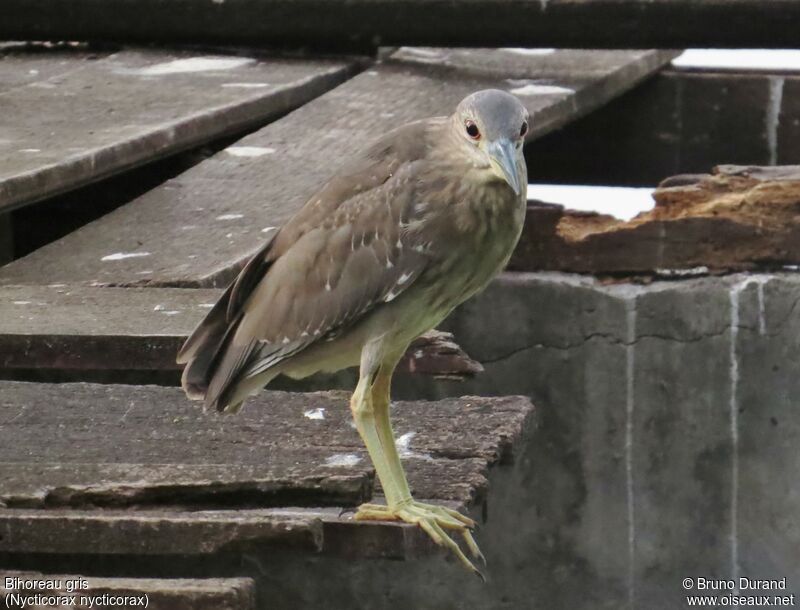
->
[487, 139, 522, 195]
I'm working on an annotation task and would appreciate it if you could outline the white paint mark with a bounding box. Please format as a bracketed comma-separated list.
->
[654, 266, 710, 277]
[216, 213, 244, 220]
[19, 148, 41, 153]
[199, 303, 215, 308]
[397, 432, 416, 456]
[221, 82, 269, 88]
[101, 252, 151, 261]
[162, 310, 180, 315]
[501, 48, 556, 56]
[729, 280, 746, 590]
[624, 298, 637, 609]
[396, 432, 433, 461]
[153, 304, 165, 311]
[766, 77, 785, 166]
[130, 56, 254, 76]
[673, 49, 800, 72]
[756, 280, 767, 336]
[28, 69, 39, 75]
[12, 301, 31, 305]
[324, 453, 362, 467]
[261, 226, 276, 233]
[225, 146, 276, 157]
[509, 83, 574, 96]
[303, 408, 326, 420]
[527, 184, 655, 221]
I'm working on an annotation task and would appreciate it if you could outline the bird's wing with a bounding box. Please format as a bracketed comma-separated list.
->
[203, 119, 441, 409]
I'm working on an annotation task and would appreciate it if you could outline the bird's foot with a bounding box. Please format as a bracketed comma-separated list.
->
[354, 500, 486, 578]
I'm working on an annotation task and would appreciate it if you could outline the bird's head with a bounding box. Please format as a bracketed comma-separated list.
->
[452, 89, 529, 196]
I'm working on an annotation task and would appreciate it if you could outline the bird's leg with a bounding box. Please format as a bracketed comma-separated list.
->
[351, 357, 486, 577]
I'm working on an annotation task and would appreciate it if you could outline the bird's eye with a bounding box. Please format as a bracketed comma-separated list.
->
[520, 120, 529, 138]
[465, 120, 480, 140]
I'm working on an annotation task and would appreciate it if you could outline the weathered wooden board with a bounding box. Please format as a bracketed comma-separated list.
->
[0, 46, 356, 212]
[0, 382, 533, 509]
[2, 1, 798, 49]
[0, 509, 323, 555]
[1, 573, 256, 610]
[0, 381, 534, 558]
[509, 164, 800, 276]
[0, 285, 481, 378]
[0, 48, 676, 287]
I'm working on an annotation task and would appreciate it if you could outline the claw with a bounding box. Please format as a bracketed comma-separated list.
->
[354, 500, 486, 578]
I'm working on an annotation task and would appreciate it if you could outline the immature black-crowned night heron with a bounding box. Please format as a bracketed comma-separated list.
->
[178, 89, 528, 576]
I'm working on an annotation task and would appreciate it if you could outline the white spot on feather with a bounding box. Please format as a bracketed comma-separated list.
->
[261, 226, 276, 233]
[304, 408, 326, 420]
[225, 146, 275, 157]
[385, 290, 400, 302]
[101, 252, 151, 261]
[397, 272, 412, 285]
[282, 336, 290, 344]
[130, 57, 254, 76]
[324, 453, 362, 467]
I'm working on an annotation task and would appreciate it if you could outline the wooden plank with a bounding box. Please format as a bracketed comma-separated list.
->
[1, 573, 256, 610]
[0, 48, 676, 287]
[509, 164, 800, 276]
[0, 381, 534, 558]
[1, 1, 798, 50]
[0, 509, 323, 555]
[0, 285, 482, 378]
[0, 382, 534, 509]
[0, 46, 356, 213]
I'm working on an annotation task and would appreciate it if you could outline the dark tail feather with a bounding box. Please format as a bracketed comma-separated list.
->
[178, 283, 236, 400]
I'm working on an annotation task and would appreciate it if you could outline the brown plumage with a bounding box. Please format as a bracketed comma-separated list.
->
[178, 89, 529, 575]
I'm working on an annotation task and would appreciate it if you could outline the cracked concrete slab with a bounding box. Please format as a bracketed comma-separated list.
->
[385, 271, 800, 609]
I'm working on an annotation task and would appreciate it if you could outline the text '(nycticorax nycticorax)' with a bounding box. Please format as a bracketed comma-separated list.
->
[178, 89, 529, 577]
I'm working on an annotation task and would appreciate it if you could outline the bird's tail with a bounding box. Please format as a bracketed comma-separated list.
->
[177, 282, 238, 402]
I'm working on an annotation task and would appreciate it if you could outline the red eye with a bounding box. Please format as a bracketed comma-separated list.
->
[520, 120, 528, 138]
[465, 120, 480, 140]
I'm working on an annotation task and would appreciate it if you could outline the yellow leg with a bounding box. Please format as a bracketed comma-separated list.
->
[349, 349, 485, 578]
